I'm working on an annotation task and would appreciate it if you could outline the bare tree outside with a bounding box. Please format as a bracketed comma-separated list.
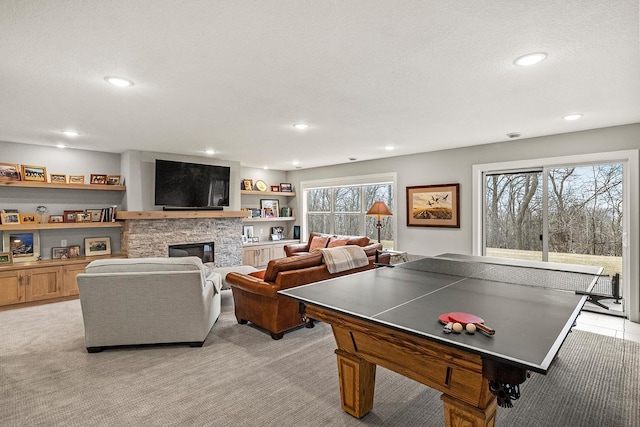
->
[485, 163, 623, 276]
[306, 183, 394, 248]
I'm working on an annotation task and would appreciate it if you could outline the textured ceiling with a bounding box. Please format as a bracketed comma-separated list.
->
[1, 1, 639, 170]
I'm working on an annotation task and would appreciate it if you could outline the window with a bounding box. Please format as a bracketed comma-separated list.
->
[302, 173, 396, 249]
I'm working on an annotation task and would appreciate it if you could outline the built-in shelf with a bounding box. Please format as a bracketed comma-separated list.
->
[117, 210, 250, 220]
[241, 190, 296, 197]
[243, 217, 296, 223]
[0, 181, 126, 191]
[0, 222, 122, 231]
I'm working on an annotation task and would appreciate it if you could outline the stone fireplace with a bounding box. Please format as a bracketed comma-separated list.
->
[168, 242, 214, 263]
[117, 211, 247, 267]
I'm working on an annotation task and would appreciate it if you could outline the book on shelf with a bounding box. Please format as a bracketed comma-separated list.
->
[280, 206, 293, 217]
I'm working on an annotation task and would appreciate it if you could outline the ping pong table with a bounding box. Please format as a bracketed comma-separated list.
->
[279, 253, 602, 427]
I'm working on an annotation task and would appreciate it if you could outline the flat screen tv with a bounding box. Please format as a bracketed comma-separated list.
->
[154, 159, 230, 210]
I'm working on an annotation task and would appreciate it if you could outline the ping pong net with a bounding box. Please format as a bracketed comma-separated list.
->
[397, 255, 601, 294]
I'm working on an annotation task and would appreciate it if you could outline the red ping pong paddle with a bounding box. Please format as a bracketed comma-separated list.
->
[447, 312, 495, 335]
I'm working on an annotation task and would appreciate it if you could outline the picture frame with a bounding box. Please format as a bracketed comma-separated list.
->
[0, 251, 12, 265]
[406, 183, 460, 228]
[63, 210, 84, 223]
[48, 215, 64, 223]
[75, 213, 92, 223]
[270, 185, 280, 192]
[106, 175, 121, 185]
[68, 245, 81, 258]
[251, 237, 259, 243]
[0, 163, 21, 181]
[84, 236, 111, 256]
[1, 212, 20, 225]
[255, 180, 268, 192]
[85, 209, 103, 222]
[19, 213, 37, 224]
[68, 175, 85, 184]
[243, 225, 254, 238]
[51, 246, 69, 259]
[260, 199, 279, 218]
[242, 179, 253, 191]
[271, 234, 281, 241]
[90, 174, 107, 185]
[50, 174, 67, 183]
[21, 165, 47, 182]
[280, 183, 293, 192]
[3, 231, 40, 262]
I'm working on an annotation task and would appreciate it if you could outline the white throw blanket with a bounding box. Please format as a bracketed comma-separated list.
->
[319, 246, 369, 274]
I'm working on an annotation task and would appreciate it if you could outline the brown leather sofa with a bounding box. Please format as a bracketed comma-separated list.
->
[284, 232, 381, 257]
[226, 243, 390, 340]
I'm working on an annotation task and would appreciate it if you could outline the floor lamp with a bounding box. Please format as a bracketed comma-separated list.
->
[366, 201, 392, 243]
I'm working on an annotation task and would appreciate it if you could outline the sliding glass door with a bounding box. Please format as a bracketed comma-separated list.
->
[484, 162, 624, 314]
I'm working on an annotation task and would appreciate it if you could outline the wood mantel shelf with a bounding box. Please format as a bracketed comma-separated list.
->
[116, 210, 250, 220]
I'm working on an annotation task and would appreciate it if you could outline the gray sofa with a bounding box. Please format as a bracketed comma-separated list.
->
[77, 257, 221, 353]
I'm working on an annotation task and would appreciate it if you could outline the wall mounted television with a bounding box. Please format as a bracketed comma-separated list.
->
[154, 159, 230, 210]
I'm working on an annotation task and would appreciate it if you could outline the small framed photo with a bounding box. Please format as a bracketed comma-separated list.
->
[271, 234, 281, 241]
[260, 199, 279, 218]
[251, 237, 259, 243]
[84, 237, 111, 256]
[69, 175, 85, 184]
[50, 174, 67, 183]
[68, 245, 81, 258]
[242, 179, 253, 191]
[52, 247, 69, 259]
[0, 251, 12, 265]
[85, 209, 103, 222]
[243, 225, 254, 238]
[270, 185, 280, 192]
[280, 183, 293, 192]
[1, 212, 20, 224]
[19, 213, 37, 224]
[21, 165, 47, 182]
[63, 210, 84, 223]
[90, 174, 107, 185]
[3, 231, 40, 262]
[75, 213, 92, 223]
[106, 175, 121, 185]
[406, 183, 460, 228]
[0, 163, 21, 181]
[48, 215, 64, 223]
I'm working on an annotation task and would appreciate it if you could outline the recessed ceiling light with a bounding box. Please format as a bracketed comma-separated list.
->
[506, 132, 521, 139]
[204, 149, 215, 155]
[104, 76, 134, 87]
[384, 145, 395, 151]
[56, 143, 66, 148]
[563, 113, 583, 121]
[292, 160, 300, 166]
[293, 122, 310, 130]
[263, 166, 268, 170]
[61, 130, 79, 137]
[514, 52, 547, 66]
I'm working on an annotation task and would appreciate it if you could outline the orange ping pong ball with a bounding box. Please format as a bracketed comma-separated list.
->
[452, 322, 463, 333]
[466, 323, 476, 334]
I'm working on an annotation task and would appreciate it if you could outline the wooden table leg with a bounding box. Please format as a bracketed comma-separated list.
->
[441, 394, 498, 427]
[335, 349, 376, 418]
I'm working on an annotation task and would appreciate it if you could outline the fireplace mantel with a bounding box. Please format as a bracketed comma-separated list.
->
[117, 210, 249, 220]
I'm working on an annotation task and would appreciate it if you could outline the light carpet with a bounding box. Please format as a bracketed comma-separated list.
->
[1, 292, 638, 426]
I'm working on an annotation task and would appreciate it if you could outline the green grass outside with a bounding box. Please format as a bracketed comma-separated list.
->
[486, 248, 622, 276]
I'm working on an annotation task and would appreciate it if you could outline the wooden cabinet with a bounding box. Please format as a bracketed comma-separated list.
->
[24, 266, 63, 302]
[242, 240, 297, 268]
[0, 255, 122, 310]
[63, 263, 88, 296]
[0, 265, 62, 305]
[0, 270, 25, 306]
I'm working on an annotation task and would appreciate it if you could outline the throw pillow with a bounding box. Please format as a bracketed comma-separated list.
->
[249, 270, 266, 280]
[309, 236, 329, 251]
[327, 238, 349, 248]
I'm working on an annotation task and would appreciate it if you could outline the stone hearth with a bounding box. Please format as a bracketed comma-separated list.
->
[119, 213, 245, 267]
